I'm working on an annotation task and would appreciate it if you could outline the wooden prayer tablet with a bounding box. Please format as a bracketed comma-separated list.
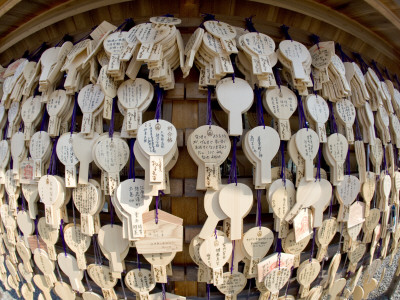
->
[124, 268, 155, 299]
[257, 253, 295, 283]
[264, 86, 297, 140]
[264, 267, 291, 298]
[199, 235, 232, 285]
[295, 128, 319, 181]
[215, 77, 253, 136]
[37, 217, 59, 260]
[282, 229, 310, 267]
[54, 281, 76, 300]
[57, 253, 85, 293]
[296, 258, 320, 298]
[216, 272, 247, 300]
[87, 264, 118, 299]
[63, 224, 91, 270]
[219, 183, 253, 240]
[72, 132, 99, 185]
[97, 224, 129, 275]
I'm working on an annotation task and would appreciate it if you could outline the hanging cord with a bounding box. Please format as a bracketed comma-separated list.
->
[352, 52, 370, 75]
[328, 101, 338, 134]
[128, 139, 136, 181]
[155, 85, 163, 121]
[254, 86, 265, 127]
[310, 34, 320, 50]
[47, 137, 59, 176]
[84, 270, 92, 291]
[384, 68, 392, 81]
[315, 147, 322, 182]
[309, 227, 316, 262]
[256, 190, 262, 229]
[28, 42, 48, 62]
[113, 18, 135, 33]
[280, 141, 286, 186]
[199, 13, 217, 29]
[120, 272, 128, 300]
[59, 219, 67, 256]
[276, 237, 282, 269]
[69, 93, 78, 135]
[394, 74, 400, 91]
[34, 216, 40, 250]
[155, 190, 164, 224]
[108, 97, 117, 139]
[354, 116, 363, 141]
[371, 60, 384, 82]
[230, 240, 235, 274]
[336, 43, 352, 63]
[280, 25, 293, 41]
[206, 86, 213, 127]
[346, 148, 351, 175]
[244, 15, 258, 32]
[54, 34, 73, 47]
[228, 137, 238, 185]
[296, 92, 308, 129]
[73, 25, 97, 45]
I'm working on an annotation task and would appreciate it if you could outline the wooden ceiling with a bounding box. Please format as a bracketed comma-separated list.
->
[0, 0, 400, 74]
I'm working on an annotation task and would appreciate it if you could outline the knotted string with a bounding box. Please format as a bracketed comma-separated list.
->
[256, 190, 262, 229]
[108, 97, 117, 139]
[155, 85, 163, 121]
[254, 86, 265, 127]
[207, 86, 213, 126]
[18, 121, 24, 132]
[310, 34, 320, 50]
[244, 16, 258, 32]
[328, 101, 338, 134]
[129, 139, 136, 181]
[228, 137, 238, 185]
[113, 18, 135, 33]
[60, 219, 67, 256]
[371, 60, 384, 82]
[230, 240, 235, 274]
[199, 13, 217, 29]
[155, 191, 164, 224]
[280, 25, 292, 41]
[70, 93, 78, 135]
[336, 43, 352, 62]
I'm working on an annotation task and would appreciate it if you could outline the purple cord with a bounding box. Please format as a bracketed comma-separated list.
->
[280, 25, 292, 41]
[310, 227, 316, 262]
[110, 199, 114, 226]
[70, 93, 78, 135]
[315, 148, 322, 181]
[257, 190, 262, 228]
[328, 101, 338, 134]
[2, 119, 8, 140]
[255, 87, 265, 127]
[72, 198, 76, 228]
[280, 141, 286, 186]
[276, 238, 282, 269]
[354, 115, 362, 141]
[137, 252, 141, 270]
[109, 97, 117, 139]
[129, 139, 136, 180]
[60, 219, 67, 256]
[155, 193, 160, 224]
[371, 60, 384, 81]
[383, 144, 388, 175]
[21, 193, 25, 211]
[244, 16, 258, 33]
[162, 283, 166, 300]
[84, 270, 92, 291]
[34, 216, 40, 249]
[39, 107, 48, 132]
[230, 240, 235, 274]
[367, 144, 370, 173]
[207, 86, 213, 126]
[274, 68, 282, 90]
[296, 93, 308, 129]
[207, 284, 210, 300]
[310, 73, 318, 96]
[47, 137, 59, 175]
[155, 85, 163, 121]
[228, 137, 238, 185]
[284, 266, 294, 298]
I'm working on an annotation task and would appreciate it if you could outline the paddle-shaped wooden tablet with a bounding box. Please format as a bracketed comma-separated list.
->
[54, 281, 76, 300]
[199, 235, 232, 285]
[297, 258, 320, 298]
[264, 267, 291, 299]
[295, 128, 319, 181]
[216, 77, 253, 136]
[87, 264, 118, 299]
[316, 218, 338, 261]
[37, 217, 59, 260]
[63, 224, 91, 270]
[216, 272, 247, 300]
[199, 189, 228, 239]
[264, 86, 297, 140]
[97, 224, 129, 275]
[72, 132, 99, 184]
[310, 178, 332, 228]
[56, 133, 79, 187]
[219, 183, 253, 240]
[125, 268, 155, 300]
[305, 94, 329, 142]
[78, 84, 104, 134]
[57, 253, 85, 293]
[243, 226, 274, 276]
[246, 126, 280, 184]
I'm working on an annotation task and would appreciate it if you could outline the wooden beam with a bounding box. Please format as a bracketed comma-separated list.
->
[0, 0, 131, 54]
[364, 0, 400, 31]
[0, 0, 21, 18]
[249, 0, 400, 65]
